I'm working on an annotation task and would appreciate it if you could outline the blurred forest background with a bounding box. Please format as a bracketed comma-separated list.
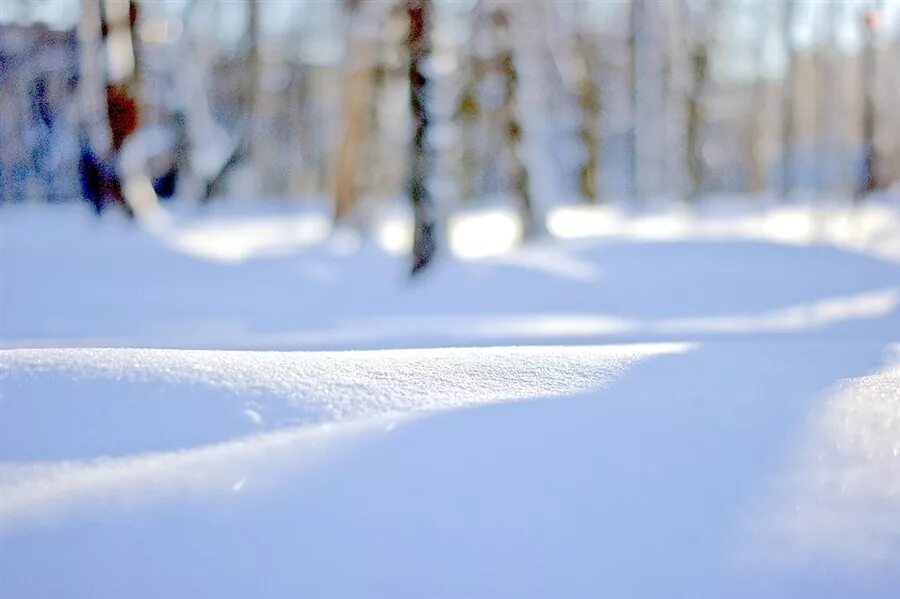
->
[1, 0, 899, 270]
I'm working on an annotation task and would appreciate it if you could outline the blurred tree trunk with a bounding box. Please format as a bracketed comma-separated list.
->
[816, 0, 840, 195]
[454, 2, 487, 204]
[493, 7, 539, 238]
[333, 0, 376, 222]
[684, 0, 717, 201]
[660, 1, 681, 200]
[362, 28, 388, 202]
[858, 6, 881, 199]
[77, 0, 114, 213]
[407, 0, 436, 275]
[246, 0, 264, 188]
[453, 51, 485, 202]
[628, 0, 642, 202]
[628, 0, 666, 202]
[361, 5, 403, 205]
[201, 0, 261, 201]
[780, 0, 796, 199]
[77, 0, 111, 159]
[887, 11, 900, 188]
[744, 1, 768, 194]
[76, 0, 141, 215]
[574, 31, 601, 204]
[105, 0, 169, 219]
[810, 1, 836, 196]
[102, 0, 140, 154]
[685, 42, 708, 201]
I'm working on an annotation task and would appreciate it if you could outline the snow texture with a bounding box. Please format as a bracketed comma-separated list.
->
[1, 199, 899, 598]
[1, 344, 686, 462]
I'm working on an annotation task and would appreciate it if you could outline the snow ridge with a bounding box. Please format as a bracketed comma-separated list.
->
[1, 344, 689, 428]
[0, 343, 692, 526]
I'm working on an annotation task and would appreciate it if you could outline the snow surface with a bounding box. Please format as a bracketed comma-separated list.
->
[1, 344, 688, 462]
[1, 199, 899, 598]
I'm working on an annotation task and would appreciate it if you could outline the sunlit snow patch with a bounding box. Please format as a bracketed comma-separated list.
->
[547, 202, 900, 263]
[252, 287, 896, 350]
[375, 207, 523, 259]
[449, 209, 522, 259]
[166, 214, 331, 262]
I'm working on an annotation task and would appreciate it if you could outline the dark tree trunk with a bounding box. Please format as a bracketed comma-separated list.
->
[407, 0, 436, 275]
[76, 0, 141, 215]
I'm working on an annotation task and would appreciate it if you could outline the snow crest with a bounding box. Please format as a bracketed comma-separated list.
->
[1, 343, 689, 430]
[0, 343, 690, 526]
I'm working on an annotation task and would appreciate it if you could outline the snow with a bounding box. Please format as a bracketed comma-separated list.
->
[753, 360, 900, 565]
[1, 198, 899, 597]
[1, 344, 687, 462]
[0, 343, 689, 530]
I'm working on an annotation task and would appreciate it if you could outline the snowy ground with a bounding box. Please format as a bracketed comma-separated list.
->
[1, 198, 899, 598]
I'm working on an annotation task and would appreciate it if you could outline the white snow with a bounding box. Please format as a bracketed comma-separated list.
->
[753, 357, 900, 565]
[1, 344, 688, 462]
[1, 199, 899, 598]
[0, 343, 689, 529]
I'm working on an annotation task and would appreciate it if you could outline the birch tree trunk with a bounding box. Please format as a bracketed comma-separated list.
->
[685, 41, 708, 200]
[492, 7, 538, 237]
[780, 0, 796, 199]
[574, 31, 602, 204]
[333, 0, 376, 222]
[77, 0, 112, 161]
[684, 0, 718, 201]
[628, 0, 643, 202]
[454, 53, 485, 203]
[744, 1, 768, 194]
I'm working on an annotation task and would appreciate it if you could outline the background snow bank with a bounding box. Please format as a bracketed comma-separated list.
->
[3, 201, 899, 350]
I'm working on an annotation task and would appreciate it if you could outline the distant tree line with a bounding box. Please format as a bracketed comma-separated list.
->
[0, 0, 898, 273]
